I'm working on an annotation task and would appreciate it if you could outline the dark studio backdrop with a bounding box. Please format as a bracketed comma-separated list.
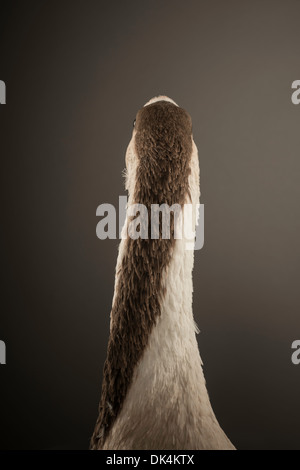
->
[0, 0, 299, 450]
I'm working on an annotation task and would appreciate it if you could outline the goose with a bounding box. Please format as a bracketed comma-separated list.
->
[91, 96, 235, 450]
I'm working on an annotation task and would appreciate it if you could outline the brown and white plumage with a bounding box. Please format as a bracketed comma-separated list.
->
[91, 96, 235, 450]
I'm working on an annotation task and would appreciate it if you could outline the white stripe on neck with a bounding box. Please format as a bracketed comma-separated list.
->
[105, 140, 235, 450]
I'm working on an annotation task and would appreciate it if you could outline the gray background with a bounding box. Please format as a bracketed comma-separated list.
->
[0, 0, 299, 450]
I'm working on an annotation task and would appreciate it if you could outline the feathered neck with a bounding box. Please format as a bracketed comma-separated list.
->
[91, 100, 193, 449]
